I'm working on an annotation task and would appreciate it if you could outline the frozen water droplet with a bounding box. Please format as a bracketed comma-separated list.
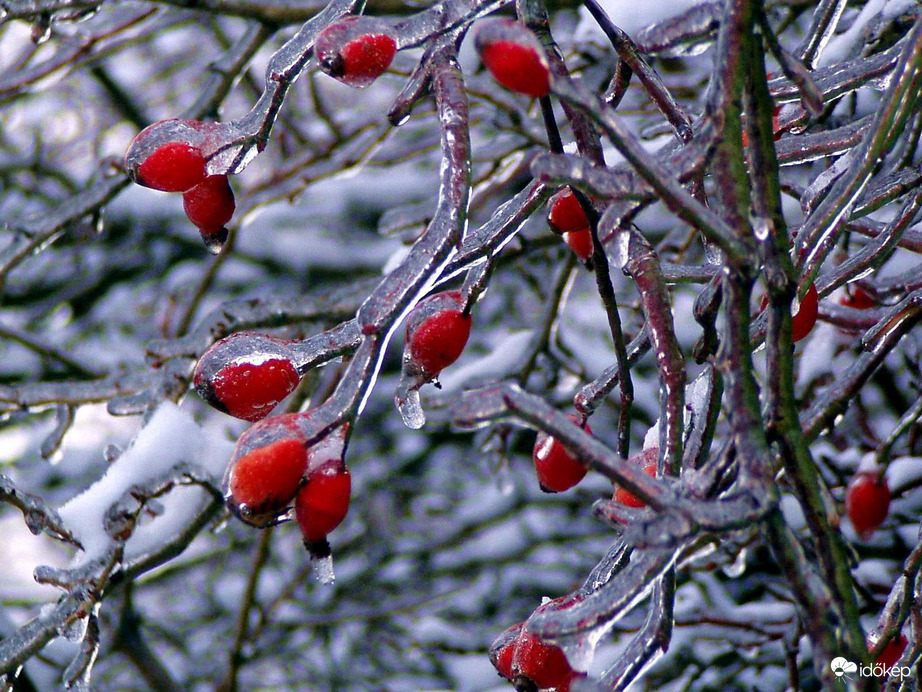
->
[722, 547, 747, 577]
[753, 218, 771, 241]
[200, 227, 228, 254]
[610, 228, 632, 269]
[103, 444, 122, 463]
[395, 379, 426, 429]
[494, 459, 515, 496]
[58, 615, 88, 642]
[560, 630, 598, 674]
[312, 554, 336, 584]
[31, 20, 51, 45]
[704, 240, 723, 264]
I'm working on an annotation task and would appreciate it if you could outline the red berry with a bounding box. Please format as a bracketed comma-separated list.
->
[874, 633, 908, 668]
[511, 629, 576, 691]
[125, 118, 217, 192]
[211, 359, 299, 422]
[194, 333, 300, 422]
[225, 414, 308, 527]
[295, 461, 351, 544]
[759, 282, 819, 343]
[488, 622, 524, 681]
[845, 471, 891, 540]
[547, 188, 589, 236]
[316, 16, 397, 88]
[532, 415, 592, 493]
[474, 18, 551, 98]
[613, 447, 658, 508]
[564, 229, 593, 261]
[406, 290, 472, 379]
[839, 285, 876, 310]
[183, 175, 235, 234]
[137, 141, 207, 192]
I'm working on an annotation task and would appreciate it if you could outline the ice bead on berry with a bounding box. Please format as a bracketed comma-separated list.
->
[194, 332, 300, 422]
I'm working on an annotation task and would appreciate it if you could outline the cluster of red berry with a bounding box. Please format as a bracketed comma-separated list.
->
[224, 413, 352, 558]
[186, 289, 472, 560]
[489, 597, 587, 692]
[473, 19, 602, 265]
[122, 7, 906, 685]
[125, 118, 235, 253]
[123, 17, 398, 252]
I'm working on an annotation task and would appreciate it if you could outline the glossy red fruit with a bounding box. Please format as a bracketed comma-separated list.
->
[406, 290, 472, 379]
[137, 141, 207, 193]
[474, 18, 551, 98]
[126, 119, 213, 192]
[511, 629, 577, 691]
[760, 282, 819, 343]
[295, 461, 352, 544]
[225, 414, 308, 527]
[564, 229, 593, 261]
[194, 333, 300, 422]
[488, 622, 524, 681]
[613, 447, 658, 508]
[547, 188, 589, 236]
[839, 285, 876, 310]
[845, 471, 891, 540]
[315, 16, 397, 88]
[874, 633, 908, 668]
[183, 175, 235, 234]
[532, 415, 592, 493]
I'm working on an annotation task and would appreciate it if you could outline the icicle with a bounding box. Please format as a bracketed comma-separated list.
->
[311, 554, 336, 585]
[395, 378, 426, 429]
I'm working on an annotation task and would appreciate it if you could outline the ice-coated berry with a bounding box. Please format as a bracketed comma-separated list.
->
[126, 119, 212, 192]
[405, 290, 472, 379]
[295, 461, 352, 545]
[613, 447, 658, 508]
[845, 470, 891, 540]
[547, 187, 589, 236]
[225, 414, 308, 527]
[194, 332, 300, 422]
[511, 629, 578, 691]
[532, 415, 592, 493]
[489, 622, 524, 681]
[137, 142, 206, 192]
[564, 229, 593, 261]
[183, 175, 236, 234]
[760, 282, 819, 343]
[474, 18, 551, 99]
[315, 15, 397, 88]
[874, 633, 908, 668]
[839, 285, 876, 310]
